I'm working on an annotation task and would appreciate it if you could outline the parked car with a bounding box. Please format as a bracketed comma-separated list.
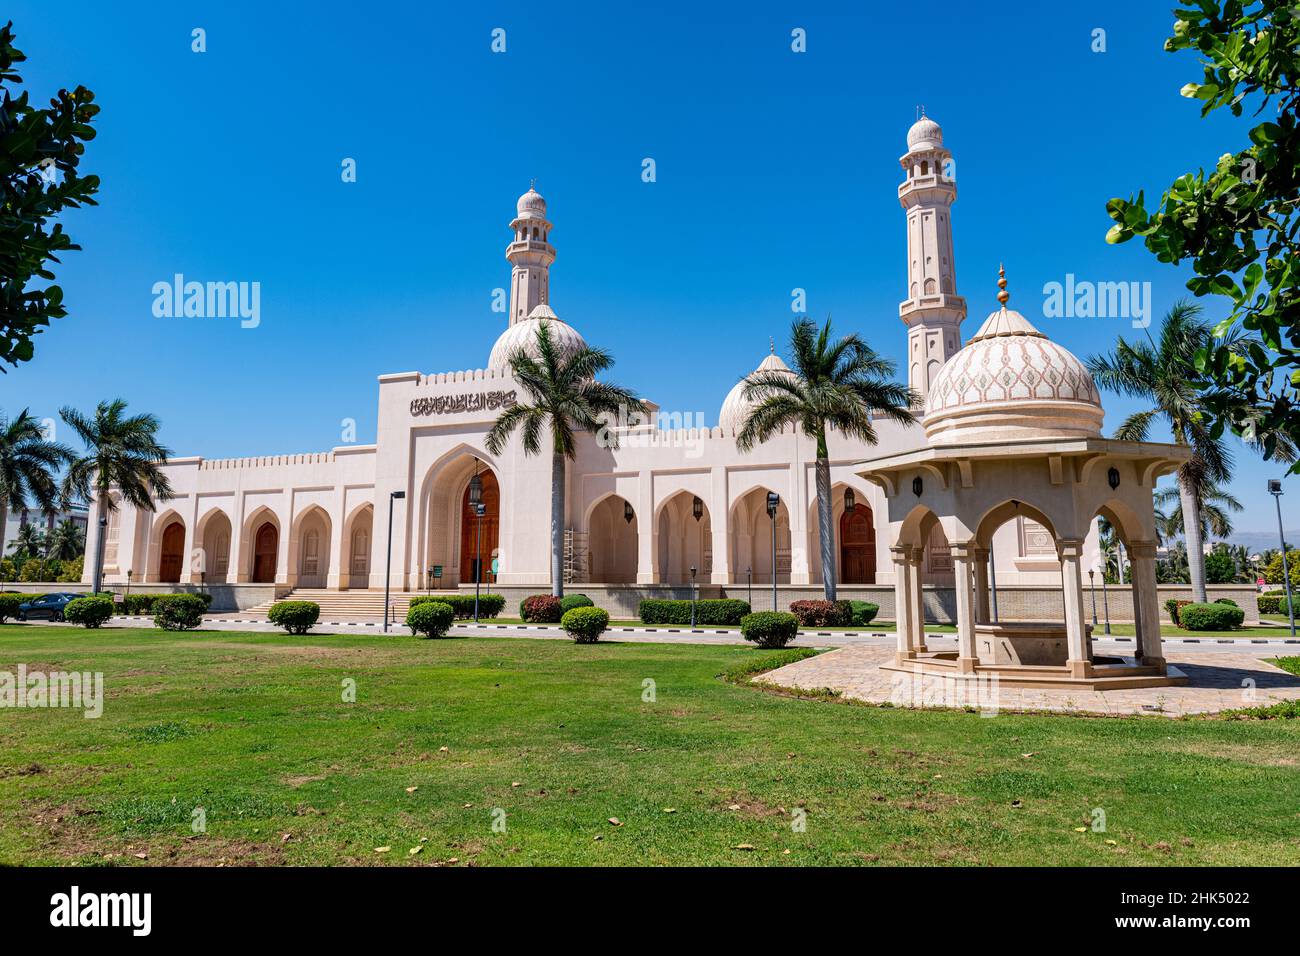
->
[16, 592, 82, 622]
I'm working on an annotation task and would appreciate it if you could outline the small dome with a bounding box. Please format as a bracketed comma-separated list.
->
[906, 115, 943, 151]
[516, 185, 547, 219]
[924, 272, 1103, 445]
[488, 304, 586, 370]
[719, 349, 797, 434]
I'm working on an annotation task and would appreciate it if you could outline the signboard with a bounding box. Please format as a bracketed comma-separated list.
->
[432, 565, 443, 579]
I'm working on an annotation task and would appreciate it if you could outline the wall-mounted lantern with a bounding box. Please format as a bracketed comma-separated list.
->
[844, 488, 856, 513]
[692, 496, 703, 521]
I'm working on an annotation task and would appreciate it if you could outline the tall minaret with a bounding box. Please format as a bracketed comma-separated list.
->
[506, 182, 556, 325]
[898, 112, 966, 398]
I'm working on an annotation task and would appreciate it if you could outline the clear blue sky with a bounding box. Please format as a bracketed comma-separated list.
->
[3, 0, 1296, 540]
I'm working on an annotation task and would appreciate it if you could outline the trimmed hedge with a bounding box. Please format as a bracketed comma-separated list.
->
[1258, 594, 1294, 615]
[64, 596, 114, 628]
[561, 606, 609, 643]
[267, 600, 320, 635]
[789, 599, 852, 627]
[638, 598, 751, 626]
[520, 594, 563, 623]
[406, 600, 454, 638]
[409, 593, 505, 619]
[1178, 602, 1246, 632]
[849, 601, 880, 626]
[122, 592, 213, 616]
[560, 594, 594, 612]
[152, 594, 208, 631]
[740, 611, 800, 648]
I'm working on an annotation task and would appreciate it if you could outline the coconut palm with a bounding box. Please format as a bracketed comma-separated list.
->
[736, 317, 917, 600]
[1153, 482, 1242, 542]
[485, 323, 645, 597]
[60, 399, 174, 593]
[0, 408, 74, 556]
[48, 518, 85, 561]
[6, 521, 45, 559]
[1087, 301, 1294, 602]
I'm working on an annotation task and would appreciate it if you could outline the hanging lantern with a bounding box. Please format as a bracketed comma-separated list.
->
[469, 466, 483, 505]
[844, 488, 856, 513]
[624, 501, 635, 524]
[766, 491, 780, 517]
[692, 496, 703, 521]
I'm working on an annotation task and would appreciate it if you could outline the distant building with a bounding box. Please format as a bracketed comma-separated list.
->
[2, 504, 89, 557]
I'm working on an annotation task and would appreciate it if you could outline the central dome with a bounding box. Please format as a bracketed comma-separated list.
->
[719, 347, 797, 434]
[488, 304, 587, 371]
[906, 115, 943, 151]
[924, 273, 1102, 445]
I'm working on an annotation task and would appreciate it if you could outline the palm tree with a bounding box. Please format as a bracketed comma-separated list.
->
[485, 323, 645, 597]
[1087, 301, 1294, 602]
[60, 400, 174, 593]
[48, 518, 85, 561]
[0, 408, 74, 556]
[736, 317, 917, 600]
[1153, 482, 1242, 542]
[7, 522, 45, 560]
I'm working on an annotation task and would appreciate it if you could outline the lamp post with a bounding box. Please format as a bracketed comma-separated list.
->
[1088, 568, 1098, 625]
[766, 492, 780, 612]
[689, 565, 697, 627]
[746, 566, 752, 611]
[125, 569, 133, 614]
[1270, 479, 1296, 637]
[93, 514, 107, 595]
[1101, 568, 1111, 636]
[473, 502, 486, 622]
[383, 490, 405, 633]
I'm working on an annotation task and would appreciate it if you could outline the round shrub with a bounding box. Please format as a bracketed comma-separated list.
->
[849, 601, 880, 626]
[1164, 598, 1193, 625]
[560, 593, 594, 613]
[152, 594, 208, 631]
[1258, 594, 1294, 616]
[406, 600, 454, 638]
[521, 594, 563, 623]
[740, 611, 800, 649]
[1178, 602, 1246, 632]
[64, 596, 114, 628]
[561, 606, 609, 643]
[0, 593, 23, 623]
[789, 599, 853, 627]
[267, 600, 320, 635]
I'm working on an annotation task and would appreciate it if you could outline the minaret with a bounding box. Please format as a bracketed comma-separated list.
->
[898, 112, 966, 398]
[506, 182, 556, 325]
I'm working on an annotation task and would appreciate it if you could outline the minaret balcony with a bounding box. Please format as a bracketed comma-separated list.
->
[898, 178, 957, 204]
[899, 294, 967, 321]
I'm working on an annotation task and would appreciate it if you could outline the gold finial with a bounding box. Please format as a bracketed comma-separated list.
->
[996, 263, 1009, 306]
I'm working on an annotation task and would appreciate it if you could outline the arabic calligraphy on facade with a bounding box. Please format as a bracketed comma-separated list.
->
[410, 390, 517, 417]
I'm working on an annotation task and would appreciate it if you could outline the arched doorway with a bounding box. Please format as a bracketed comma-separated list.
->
[657, 492, 711, 584]
[158, 521, 185, 583]
[293, 507, 331, 589]
[729, 487, 789, 584]
[587, 495, 637, 583]
[199, 510, 232, 584]
[252, 522, 278, 583]
[345, 505, 373, 588]
[459, 469, 499, 585]
[839, 506, 876, 583]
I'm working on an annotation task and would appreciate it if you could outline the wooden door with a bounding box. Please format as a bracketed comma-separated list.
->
[459, 471, 500, 584]
[839, 507, 876, 584]
[158, 522, 185, 583]
[253, 522, 278, 583]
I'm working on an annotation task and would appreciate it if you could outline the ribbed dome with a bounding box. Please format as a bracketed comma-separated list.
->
[719, 350, 797, 434]
[907, 115, 943, 151]
[488, 304, 587, 370]
[516, 186, 547, 219]
[924, 301, 1103, 445]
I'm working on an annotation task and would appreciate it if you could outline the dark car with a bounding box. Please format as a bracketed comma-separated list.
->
[16, 592, 82, 622]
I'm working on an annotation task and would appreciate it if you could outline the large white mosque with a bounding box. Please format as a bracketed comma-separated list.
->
[85, 115, 1149, 622]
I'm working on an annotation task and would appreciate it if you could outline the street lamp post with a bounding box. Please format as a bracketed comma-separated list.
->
[746, 566, 752, 611]
[383, 490, 405, 633]
[1088, 568, 1098, 625]
[93, 515, 107, 595]
[1270, 479, 1296, 637]
[469, 463, 484, 623]
[125, 569, 133, 614]
[766, 492, 780, 612]
[1101, 569, 1111, 636]
[689, 565, 697, 627]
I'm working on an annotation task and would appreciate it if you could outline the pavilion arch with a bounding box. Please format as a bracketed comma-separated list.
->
[195, 507, 233, 584]
[342, 501, 374, 589]
[655, 490, 711, 585]
[239, 506, 283, 584]
[147, 508, 186, 583]
[289, 504, 333, 589]
[418, 444, 502, 589]
[973, 499, 1060, 551]
[729, 486, 790, 585]
[1090, 497, 1149, 549]
[807, 480, 878, 585]
[584, 493, 637, 584]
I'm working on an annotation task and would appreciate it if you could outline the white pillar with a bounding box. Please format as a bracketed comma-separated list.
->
[1058, 538, 1090, 678]
[972, 547, 991, 623]
[891, 546, 914, 663]
[710, 468, 730, 584]
[909, 547, 927, 653]
[951, 543, 977, 673]
[1129, 541, 1165, 670]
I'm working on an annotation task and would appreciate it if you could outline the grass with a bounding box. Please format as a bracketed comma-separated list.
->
[2, 624, 1299, 866]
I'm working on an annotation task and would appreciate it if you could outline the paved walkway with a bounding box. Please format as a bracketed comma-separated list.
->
[755, 644, 1300, 717]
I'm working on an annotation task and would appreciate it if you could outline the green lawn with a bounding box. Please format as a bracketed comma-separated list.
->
[2, 624, 1298, 866]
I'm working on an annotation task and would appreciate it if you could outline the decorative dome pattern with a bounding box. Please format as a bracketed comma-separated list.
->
[906, 115, 943, 151]
[488, 304, 587, 370]
[719, 349, 797, 434]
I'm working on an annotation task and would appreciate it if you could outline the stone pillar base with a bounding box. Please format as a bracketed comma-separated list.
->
[1067, 659, 1092, 679]
[956, 656, 978, 674]
[895, 650, 917, 665]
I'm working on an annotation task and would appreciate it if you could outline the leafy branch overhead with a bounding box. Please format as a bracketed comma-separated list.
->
[0, 20, 99, 369]
[1104, 2, 1300, 468]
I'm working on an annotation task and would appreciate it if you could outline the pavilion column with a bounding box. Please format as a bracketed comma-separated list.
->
[972, 547, 991, 623]
[1129, 541, 1164, 670]
[951, 542, 977, 673]
[909, 547, 927, 653]
[1058, 538, 1090, 678]
[891, 546, 915, 663]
